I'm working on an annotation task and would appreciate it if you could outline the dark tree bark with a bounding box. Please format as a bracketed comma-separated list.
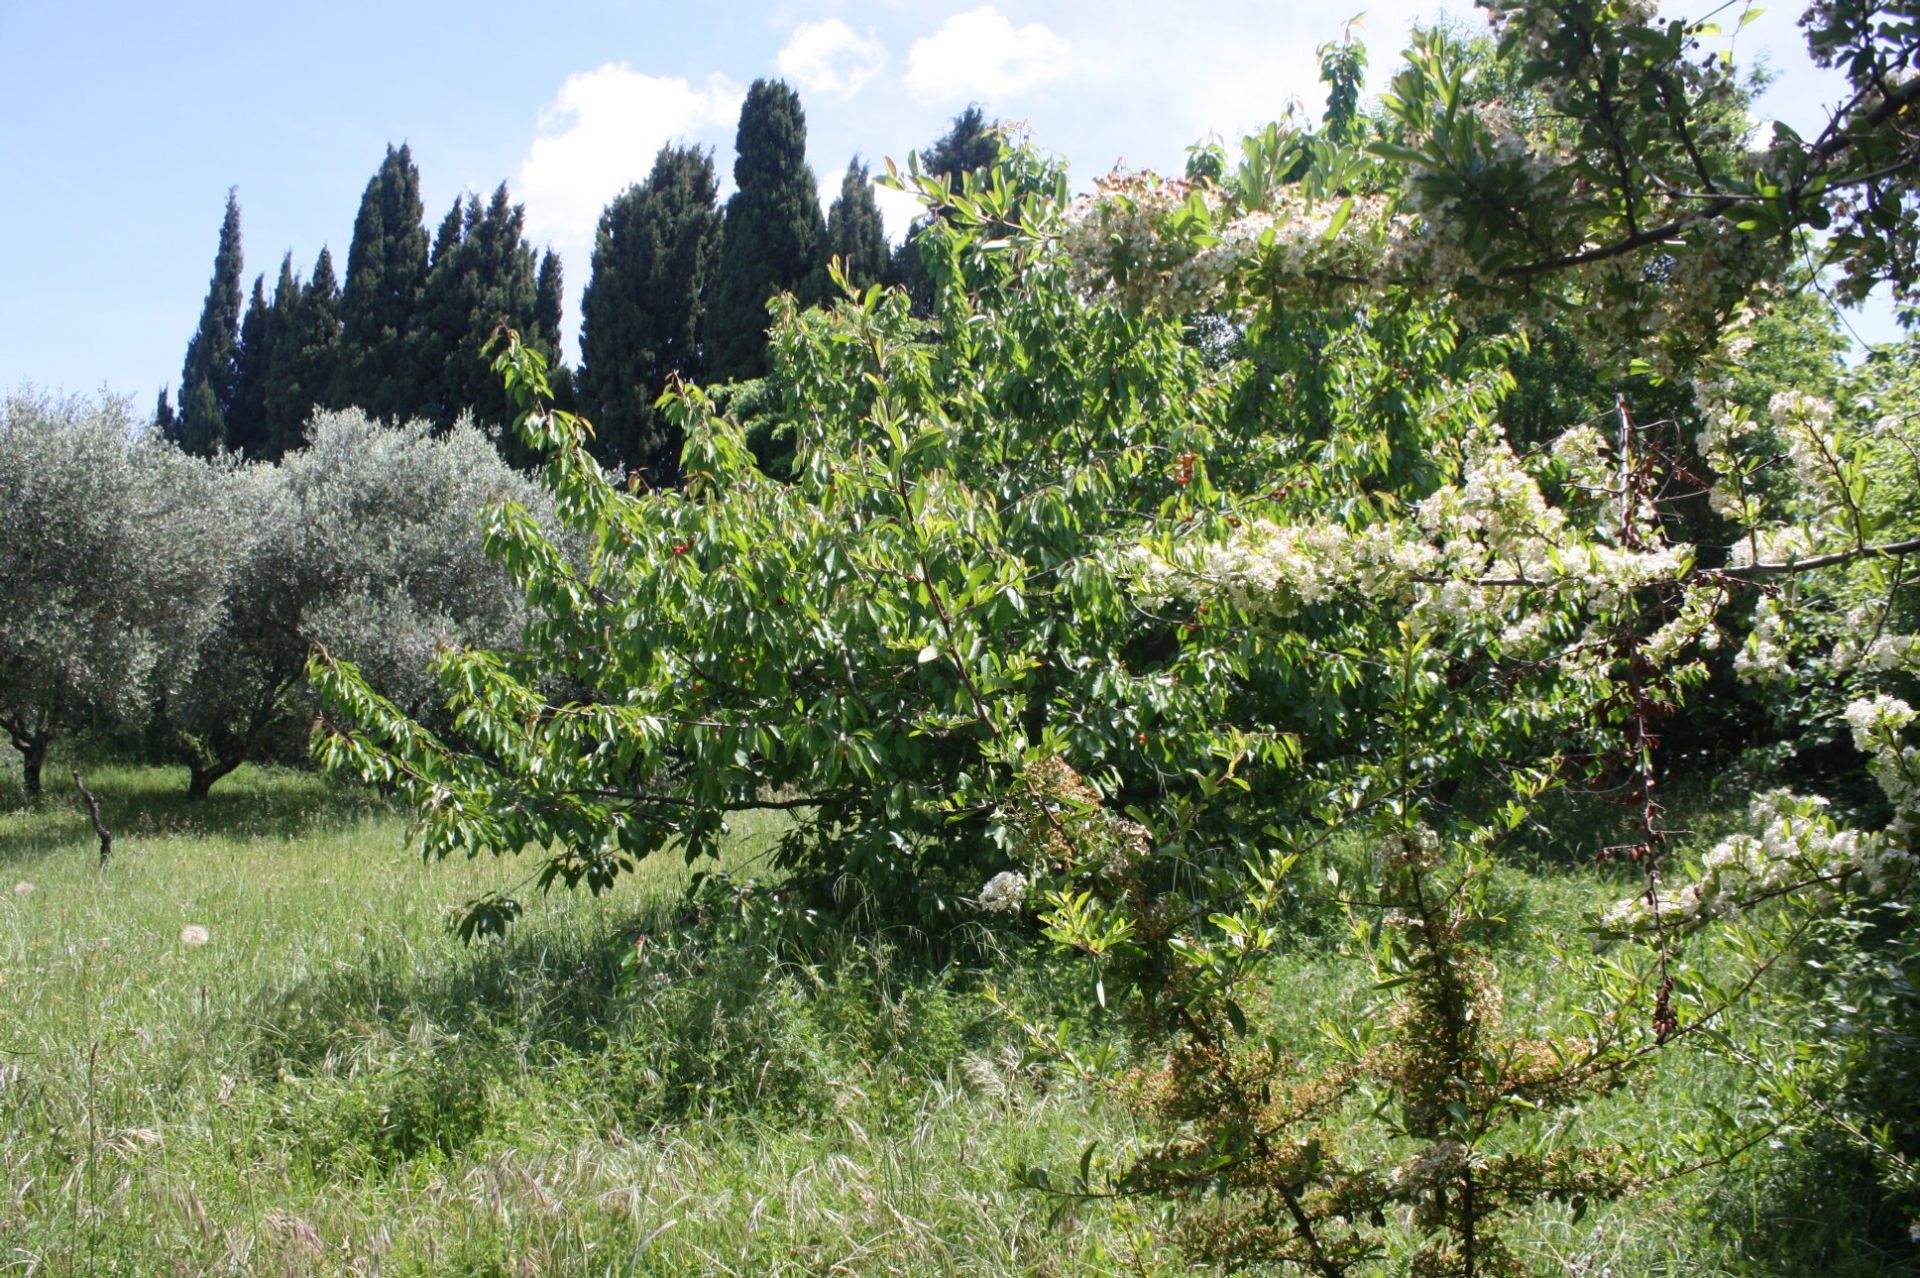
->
[11, 732, 49, 798]
[72, 768, 112, 870]
[186, 758, 243, 802]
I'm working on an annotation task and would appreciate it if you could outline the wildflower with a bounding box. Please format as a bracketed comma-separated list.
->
[11, 881, 32, 895]
[978, 871, 1030, 914]
[180, 925, 210, 947]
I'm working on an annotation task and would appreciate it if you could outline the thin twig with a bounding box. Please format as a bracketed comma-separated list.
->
[71, 768, 111, 872]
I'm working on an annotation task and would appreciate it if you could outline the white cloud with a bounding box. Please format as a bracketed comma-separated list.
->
[906, 6, 1072, 105]
[778, 19, 887, 99]
[873, 180, 925, 244]
[517, 64, 740, 250]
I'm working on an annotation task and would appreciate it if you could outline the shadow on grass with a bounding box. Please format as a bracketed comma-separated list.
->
[240, 893, 1023, 1176]
[1697, 1136, 1920, 1277]
[0, 752, 391, 867]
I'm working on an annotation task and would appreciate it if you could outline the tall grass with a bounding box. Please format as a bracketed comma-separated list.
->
[1, 757, 1908, 1275]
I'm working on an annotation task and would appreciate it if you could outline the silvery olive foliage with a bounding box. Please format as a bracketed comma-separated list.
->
[155, 409, 539, 798]
[0, 389, 239, 797]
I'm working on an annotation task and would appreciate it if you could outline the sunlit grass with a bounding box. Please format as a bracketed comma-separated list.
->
[0, 756, 1905, 1275]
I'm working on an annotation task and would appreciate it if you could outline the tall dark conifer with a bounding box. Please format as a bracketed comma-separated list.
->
[922, 105, 1001, 183]
[228, 272, 281, 456]
[705, 80, 826, 383]
[578, 145, 721, 479]
[534, 250, 564, 351]
[411, 183, 541, 434]
[154, 387, 176, 436]
[261, 247, 342, 457]
[247, 254, 306, 459]
[893, 107, 1002, 310]
[176, 188, 245, 454]
[334, 144, 429, 422]
[826, 158, 890, 291]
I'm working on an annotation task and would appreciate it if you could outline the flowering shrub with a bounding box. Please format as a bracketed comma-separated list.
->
[312, 0, 1920, 1269]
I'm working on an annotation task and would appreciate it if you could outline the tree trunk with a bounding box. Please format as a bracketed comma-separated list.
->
[19, 737, 47, 798]
[186, 755, 242, 801]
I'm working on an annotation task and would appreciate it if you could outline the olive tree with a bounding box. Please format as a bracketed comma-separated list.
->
[0, 390, 239, 797]
[153, 409, 538, 798]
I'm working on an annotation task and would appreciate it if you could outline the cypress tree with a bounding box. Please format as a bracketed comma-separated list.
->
[922, 105, 1000, 184]
[228, 273, 274, 456]
[578, 145, 721, 479]
[892, 108, 1002, 310]
[535, 250, 564, 351]
[176, 188, 244, 454]
[462, 184, 541, 432]
[249, 254, 307, 459]
[154, 387, 176, 437]
[334, 144, 429, 423]
[705, 80, 826, 383]
[411, 183, 541, 434]
[826, 158, 890, 292]
[261, 247, 342, 457]
[412, 194, 482, 428]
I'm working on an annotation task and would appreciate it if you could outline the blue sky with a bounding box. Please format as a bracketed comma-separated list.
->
[0, 1, 1883, 404]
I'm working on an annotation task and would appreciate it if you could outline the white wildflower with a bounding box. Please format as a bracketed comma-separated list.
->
[978, 872, 1030, 915]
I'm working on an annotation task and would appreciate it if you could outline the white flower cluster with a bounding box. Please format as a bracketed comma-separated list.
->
[1126, 426, 1697, 649]
[1733, 595, 1794, 683]
[1058, 170, 1407, 316]
[1770, 391, 1846, 502]
[1846, 694, 1920, 839]
[1844, 694, 1916, 753]
[1550, 424, 1614, 491]
[978, 870, 1030, 915]
[1057, 173, 1242, 313]
[1727, 526, 1814, 571]
[1374, 823, 1444, 873]
[1641, 584, 1723, 665]
[1834, 622, 1919, 674]
[1604, 788, 1914, 932]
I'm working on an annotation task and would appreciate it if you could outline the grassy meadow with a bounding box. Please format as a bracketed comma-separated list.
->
[0, 757, 1908, 1276]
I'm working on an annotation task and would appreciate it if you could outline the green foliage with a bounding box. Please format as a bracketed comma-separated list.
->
[533, 248, 563, 351]
[578, 145, 721, 480]
[409, 183, 548, 437]
[173, 188, 244, 456]
[226, 256, 304, 457]
[705, 79, 827, 382]
[258, 245, 343, 458]
[307, 3, 1920, 1272]
[826, 157, 890, 291]
[322, 144, 1391, 925]
[155, 409, 538, 799]
[334, 144, 431, 423]
[891, 106, 1004, 311]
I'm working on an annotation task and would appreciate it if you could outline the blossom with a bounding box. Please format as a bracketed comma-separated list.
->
[1844, 694, 1915, 754]
[978, 871, 1030, 914]
[1603, 787, 1916, 931]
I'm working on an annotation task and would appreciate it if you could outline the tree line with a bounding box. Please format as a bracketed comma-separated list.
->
[157, 81, 999, 484]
